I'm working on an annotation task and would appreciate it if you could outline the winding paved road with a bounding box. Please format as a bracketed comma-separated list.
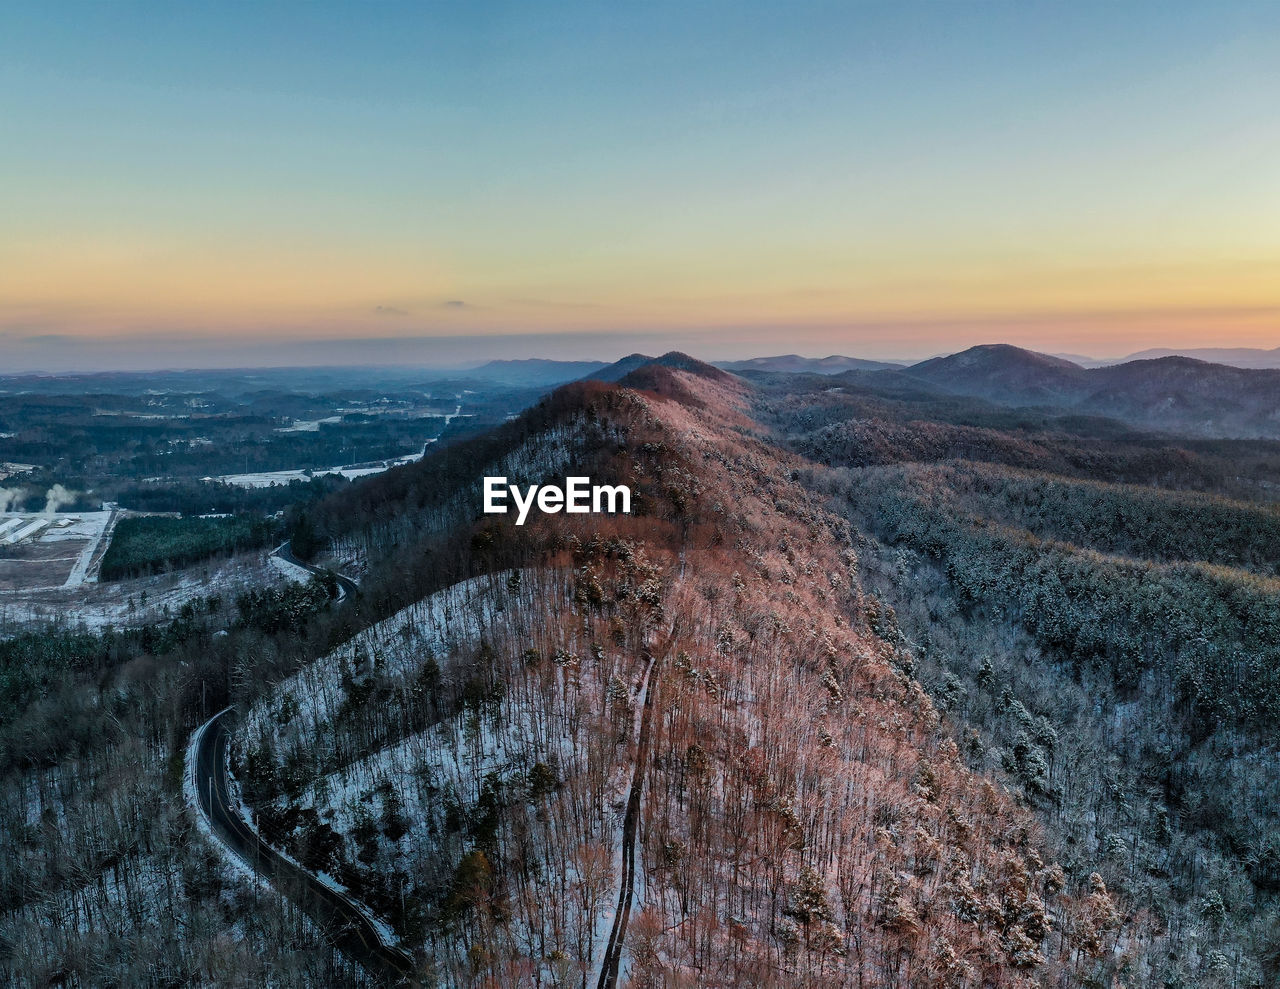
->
[274, 540, 360, 600]
[190, 707, 416, 985]
[192, 545, 407, 984]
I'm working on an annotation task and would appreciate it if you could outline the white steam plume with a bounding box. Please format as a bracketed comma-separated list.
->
[43, 484, 75, 514]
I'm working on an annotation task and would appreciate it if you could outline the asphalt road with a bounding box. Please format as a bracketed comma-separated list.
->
[274, 540, 360, 600]
[191, 708, 416, 986]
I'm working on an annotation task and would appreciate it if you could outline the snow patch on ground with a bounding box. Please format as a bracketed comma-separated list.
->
[209, 442, 435, 489]
[217, 736, 405, 949]
[63, 510, 116, 587]
[269, 552, 314, 585]
[228, 562, 642, 981]
[241, 572, 524, 763]
[0, 547, 295, 636]
[276, 416, 343, 433]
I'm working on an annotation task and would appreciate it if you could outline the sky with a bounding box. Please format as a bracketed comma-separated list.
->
[1, 1, 1278, 371]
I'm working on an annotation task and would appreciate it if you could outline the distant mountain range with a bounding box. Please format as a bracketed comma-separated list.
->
[1044, 347, 1280, 369]
[465, 359, 608, 386]
[582, 352, 660, 382]
[715, 354, 903, 374]
[903, 343, 1280, 439]
[469, 346, 1280, 439]
[469, 353, 904, 387]
[471, 352, 745, 388]
[1118, 346, 1280, 369]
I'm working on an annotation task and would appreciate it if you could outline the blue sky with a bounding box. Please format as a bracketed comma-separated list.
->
[2, 1, 1277, 369]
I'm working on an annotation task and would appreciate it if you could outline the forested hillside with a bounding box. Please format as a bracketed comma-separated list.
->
[222, 363, 1117, 986]
[765, 369, 1280, 502]
[902, 345, 1280, 440]
[764, 375, 1280, 987]
[0, 573, 361, 985]
[11, 355, 1277, 987]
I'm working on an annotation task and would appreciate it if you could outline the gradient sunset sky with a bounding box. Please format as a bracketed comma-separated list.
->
[2, 1, 1277, 370]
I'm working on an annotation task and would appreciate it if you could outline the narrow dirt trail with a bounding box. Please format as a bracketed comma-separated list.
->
[596, 646, 661, 989]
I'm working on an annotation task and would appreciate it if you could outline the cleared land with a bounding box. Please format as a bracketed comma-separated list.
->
[0, 512, 112, 592]
[210, 442, 435, 488]
[0, 547, 309, 633]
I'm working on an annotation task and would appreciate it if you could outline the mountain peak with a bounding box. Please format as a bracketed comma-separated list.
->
[650, 351, 738, 382]
[947, 343, 1083, 370]
[905, 345, 1086, 405]
[585, 351, 737, 386]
